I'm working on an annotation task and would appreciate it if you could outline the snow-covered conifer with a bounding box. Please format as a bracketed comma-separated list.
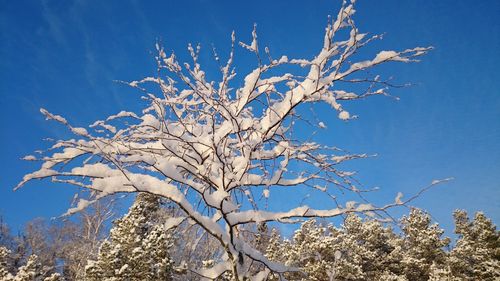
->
[0, 246, 14, 280]
[398, 209, 450, 281]
[264, 229, 285, 265]
[428, 262, 458, 281]
[14, 254, 42, 281]
[339, 215, 403, 280]
[84, 193, 174, 281]
[448, 210, 500, 280]
[267, 215, 403, 281]
[1, 247, 62, 281]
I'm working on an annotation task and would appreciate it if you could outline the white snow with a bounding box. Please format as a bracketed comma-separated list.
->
[395, 192, 404, 204]
[40, 108, 68, 124]
[18, 4, 434, 278]
[15, 168, 58, 190]
[263, 189, 270, 198]
[71, 127, 88, 136]
[107, 110, 139, 121]
[22, 155, 36, 161]
[163, 217, 186, 231]
[338, 111, 350, 120]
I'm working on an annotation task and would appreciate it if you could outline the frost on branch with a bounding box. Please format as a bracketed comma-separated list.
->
[17, 1, 432, 279]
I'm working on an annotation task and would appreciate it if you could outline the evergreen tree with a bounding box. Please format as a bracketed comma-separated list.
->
[286, 219, 340, 281]
[13, 254, 42, 281]
[397, 209, 450, 281]
[84, 193, 174, 281]
[1, 248, 64, 281]
[264, 210, 473, 281]
[339, 215, 403, 280]
[1, 246, 14, 280]
[266, 215, 405, 281]
[428, 262, 458, 281]
[448, 210, 500, 280]
[265, 229, 285, 265]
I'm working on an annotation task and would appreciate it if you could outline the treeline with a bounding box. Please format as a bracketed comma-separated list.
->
[1, 194, 498, 280]
[265, 209, 499, 281]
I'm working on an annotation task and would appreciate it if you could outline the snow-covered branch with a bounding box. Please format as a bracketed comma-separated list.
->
[17, 1, 432, 279]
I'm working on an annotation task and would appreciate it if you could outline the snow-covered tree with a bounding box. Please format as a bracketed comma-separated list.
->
[428, 262, 458, 281]
[339, 215, 405, 280]
[264, 229, 285, 267]
[20, 218, 62, 278]
[84, 193, 174, 281]
[396, 209, 450, 280]
[448, 210, 500, 280]
[57, 197, 117, 280]
[13, 254, 42, 281]
[264, 210, 498, 281]
[1, 245, 64, 281]
[16, 1, 436, 278]
[1, 246, 46, 281]
[0, 246, 14, 280]
[265, 215, 404, 281]
[0, 217, 25, 274]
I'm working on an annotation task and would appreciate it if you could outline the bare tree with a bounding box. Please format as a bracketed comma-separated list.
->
[16, 1, 437, 279]
[59, 196, 117, 280]
[4, 196, 117, 280]
[0, 216, 14, 249]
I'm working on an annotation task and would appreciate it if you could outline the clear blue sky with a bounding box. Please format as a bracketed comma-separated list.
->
[1, 0, 499, 236]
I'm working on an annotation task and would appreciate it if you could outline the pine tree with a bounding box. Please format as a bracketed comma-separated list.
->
[448, 210, 500, 280]
[428, 262, 459, 281]
[267, 215, 404, 281]
[397, 209, 450, 281]
[265, 229, 285, 264]
[1, 247, 65, 281]
[84, 193, 174, 281]
[1, 246, 14, 280]
[14, 254, 42, 281]
[340, 215, 403, 280]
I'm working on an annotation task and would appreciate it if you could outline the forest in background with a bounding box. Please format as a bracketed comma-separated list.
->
[1, 193, 499, 280]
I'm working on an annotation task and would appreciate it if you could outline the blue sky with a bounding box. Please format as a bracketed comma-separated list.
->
[1, 0, 499, 236]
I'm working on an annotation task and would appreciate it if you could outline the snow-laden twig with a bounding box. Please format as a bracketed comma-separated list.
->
[17, 1, 433, 279]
